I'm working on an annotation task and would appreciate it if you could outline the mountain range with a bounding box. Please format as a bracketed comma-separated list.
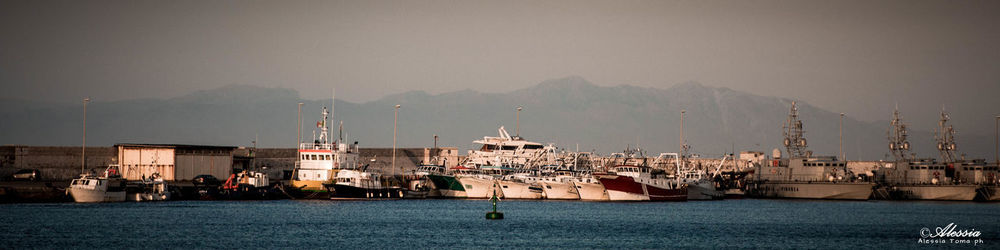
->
[1, 76, 994, 161]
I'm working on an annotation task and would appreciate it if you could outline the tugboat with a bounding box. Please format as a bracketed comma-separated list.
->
[747, 102, 873, 200]
[874, 108, 977, 201]
[288, 106, 361, 199]
[68, 164, 126, 203]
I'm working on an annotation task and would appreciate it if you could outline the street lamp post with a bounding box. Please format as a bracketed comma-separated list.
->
[840, 113, 844, 160]
[297, 103, 304, 147]
[82, 98, 90, 174]
[995, 116, 999, 164]
[393, 104, 401, 176]
[516, 106, 522, 137]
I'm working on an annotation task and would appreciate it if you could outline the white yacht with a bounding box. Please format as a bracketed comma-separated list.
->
[67, 165, 126, 203]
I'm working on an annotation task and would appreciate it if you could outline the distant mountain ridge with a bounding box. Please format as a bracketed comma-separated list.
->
[1, 77, 993, 160]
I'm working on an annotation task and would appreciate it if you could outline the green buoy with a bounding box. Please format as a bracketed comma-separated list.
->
[486, 184, 503, 220]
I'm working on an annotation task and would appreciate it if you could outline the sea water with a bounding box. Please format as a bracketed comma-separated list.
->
[1, 199, 997, 249]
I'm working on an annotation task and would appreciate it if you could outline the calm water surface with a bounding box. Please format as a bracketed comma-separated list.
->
[1, 199, 998, 249]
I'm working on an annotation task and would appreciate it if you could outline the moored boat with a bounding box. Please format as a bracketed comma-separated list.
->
[747, 102, 874, 200]
[68, 165, 127, 203]
[288, 107, 361, 199]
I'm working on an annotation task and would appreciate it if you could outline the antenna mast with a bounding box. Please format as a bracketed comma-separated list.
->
[934, 109, 957, 162]
[783, 102, 808, 157]
[888, 107, 911, 162]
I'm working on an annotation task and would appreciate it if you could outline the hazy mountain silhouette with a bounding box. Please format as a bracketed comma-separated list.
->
[1, 77, 993, 160]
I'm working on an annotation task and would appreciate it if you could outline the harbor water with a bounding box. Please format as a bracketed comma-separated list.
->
[1, 199, 997, 248]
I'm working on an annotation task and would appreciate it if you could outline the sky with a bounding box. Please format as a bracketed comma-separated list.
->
[2, 0, 999, 133]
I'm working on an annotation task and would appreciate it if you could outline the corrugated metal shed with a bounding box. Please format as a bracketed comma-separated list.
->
[115, 144, 236, 181]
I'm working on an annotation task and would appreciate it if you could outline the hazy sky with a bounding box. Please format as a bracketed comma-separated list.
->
[2, 0, 998, 131]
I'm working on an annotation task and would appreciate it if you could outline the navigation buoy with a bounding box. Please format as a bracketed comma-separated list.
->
[486, 184, 504, 220]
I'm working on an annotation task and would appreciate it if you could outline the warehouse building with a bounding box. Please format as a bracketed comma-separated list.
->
[115, 144, 236, 181]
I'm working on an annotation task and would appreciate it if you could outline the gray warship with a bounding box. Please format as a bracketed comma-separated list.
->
[747, 102, 874, 200]
[873, 108, 977, 201]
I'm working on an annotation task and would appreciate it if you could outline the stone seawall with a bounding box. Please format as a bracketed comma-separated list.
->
[0, 146, 116, 180]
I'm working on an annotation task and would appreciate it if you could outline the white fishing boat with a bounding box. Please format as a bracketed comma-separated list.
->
[539, 170, 580, 200]
[573, 174, 610, 201]
[456, 174, 502, 199]
[67, 165, 126, 203]
[497, 169, 543, 199]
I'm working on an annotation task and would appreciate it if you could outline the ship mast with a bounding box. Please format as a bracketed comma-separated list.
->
[783, 102, 808, 158]
[887, 106, 911, 162]
[318, 107, 329, 145]
[934, 109, 958, 163]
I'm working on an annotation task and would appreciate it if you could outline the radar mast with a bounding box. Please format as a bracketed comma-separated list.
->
[783, 102, 808, 158]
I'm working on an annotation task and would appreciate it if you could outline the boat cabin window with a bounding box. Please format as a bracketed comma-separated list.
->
[523, 144, 543, 149]
[501, 146, 517, 151]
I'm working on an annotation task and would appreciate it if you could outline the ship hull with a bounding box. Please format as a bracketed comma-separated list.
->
[427, 174, 467, 198]
[882, 184, 977, 201]
[687, 180, 723, 200]
[597, 175, 687, 201]
[457, 176, 502, 199]
[540, 181, 579, 200]
[331, 184, 402, 199]
[749, 182, 873, 200]
[977, 186, 1000, 201]
[69, 188, 125, 203]
[574, 181, 610, 201]
[497, 180, 543, 199]
[287, 180, 333, 199]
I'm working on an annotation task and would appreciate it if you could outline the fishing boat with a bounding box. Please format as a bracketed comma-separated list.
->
[497, 169, 543, 199]
[126, 172, 170, 202]
[653, 153, 725, 200]
[457, 165, 506, 199]
[332, 168, 402, 199]
[405, 164, 445, 198]
[538, 169, 580, 200]
[573, 174, 610, 201]
[67, 164, 126, 203]
[427, 166, 473, 198]
[596, 150, 687, 201]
